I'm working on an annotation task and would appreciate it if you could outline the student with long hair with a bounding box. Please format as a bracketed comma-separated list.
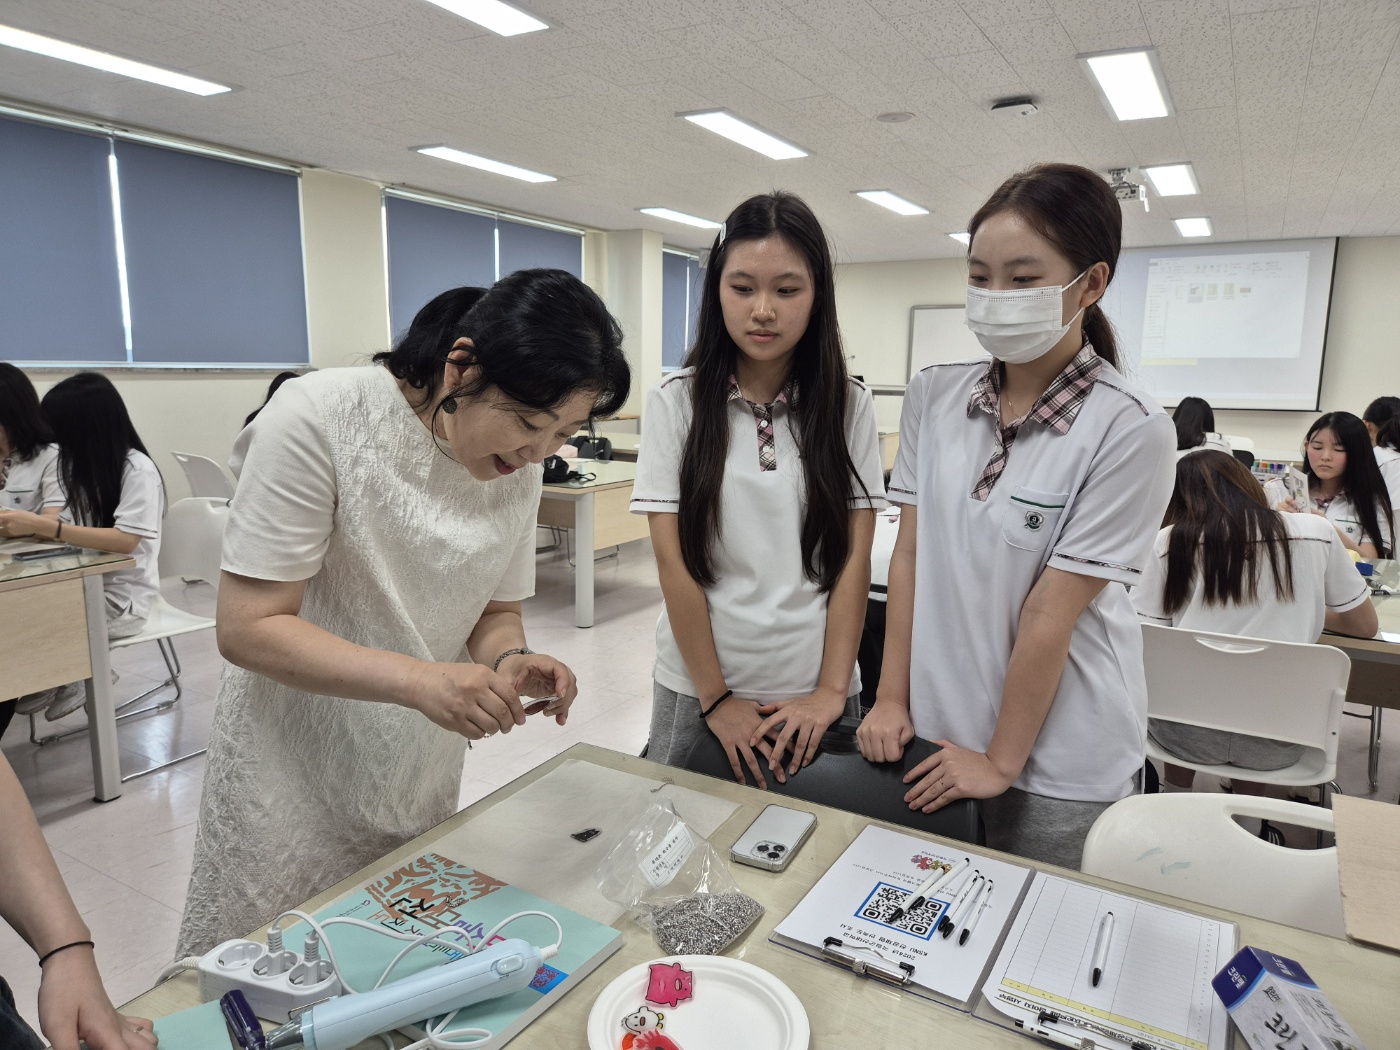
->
[176, 271, 630, 956]
[1275, 412, 1393, 558]
[0, 373, 163, 723]
[857, 163, 1176, 868]
[1362, 395, 1400, 499]
[1134, 451, 1375, 787]
[1171, 396, 1231, 458]
[632, 192, 885, 787]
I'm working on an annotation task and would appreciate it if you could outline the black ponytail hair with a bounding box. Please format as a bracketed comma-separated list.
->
[374, 269, 629, 424]
[0, 362, 53, 460]
[41, 373, 152, 529]
[1304, 411, 1393, 557]
[966, 162, 1123, 368]
[1172, 396, 1216, 451]
[678, 190, 868, 593]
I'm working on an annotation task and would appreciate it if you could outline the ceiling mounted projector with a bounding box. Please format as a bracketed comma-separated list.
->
[1107, 167, 1149, 212]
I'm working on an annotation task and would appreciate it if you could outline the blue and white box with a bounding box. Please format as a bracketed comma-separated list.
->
[1213, 946, 1367, 1050]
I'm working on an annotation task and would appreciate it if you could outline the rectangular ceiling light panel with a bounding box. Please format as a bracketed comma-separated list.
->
[682, 111, 807, 160]
[1143, 163, 1199, 197]
[422, 0, 547, 36]
[0, 24, 231, 95]
[417, 145, 555, 182]
[1174, 217, 1213, 238]
[639, 207, 722, 229]
[1081, 49, 1171, 121]
[856, 190, 929, 216]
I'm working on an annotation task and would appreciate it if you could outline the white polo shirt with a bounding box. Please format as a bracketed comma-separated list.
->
[889, 349, 1175, 802]
[631, 370, 887, 702]
[59, 450, 164, 619]
[1133, 512, 1369, 641]
[1320, 492, 1393, 555]
[1375, 445, 1400, 507]
[1, 443, 62, 512]
[1176, 432, 1232, 460]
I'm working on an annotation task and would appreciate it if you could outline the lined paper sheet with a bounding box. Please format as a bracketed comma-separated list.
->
[985, 873, 1235, 1050]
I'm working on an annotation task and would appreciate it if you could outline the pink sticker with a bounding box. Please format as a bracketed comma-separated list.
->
[644, 961, 694, 1008]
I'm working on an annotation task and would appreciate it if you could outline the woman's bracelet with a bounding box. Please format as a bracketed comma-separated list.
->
[54, 520, 63, 541]
[492, 647, 534, 672]
[698, 690, 734, 720]
[38, 940, 94, 967]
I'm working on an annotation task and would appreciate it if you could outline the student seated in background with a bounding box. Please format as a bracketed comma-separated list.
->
[633, 191, 884, 788]
[1362, 395, 1400, 501]
[1171, 396, 1231, 459]
[0, 374, 163, 723]
[1271, 411, 1393, 558]
[0, 363, 65, 739]
[1133, 451, 1376, 792]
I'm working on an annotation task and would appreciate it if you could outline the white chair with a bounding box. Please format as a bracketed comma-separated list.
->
[1141, 623, 1351, 801]
[172, 451, 235, 499]
[30, 497, 228, 781]
[1221, 434, 1255, 453]
[1082, 793, 1344, 938]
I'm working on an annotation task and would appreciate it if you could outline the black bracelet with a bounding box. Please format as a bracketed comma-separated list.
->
[698, 690, 734, 720]
[38, 940, 94, 967]
[54, 521, 63, 541]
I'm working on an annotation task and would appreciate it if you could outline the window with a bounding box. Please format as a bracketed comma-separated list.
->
[383, 190, 585, 339]
[0, 112, 309, 368]
[662, 249, 702, 370]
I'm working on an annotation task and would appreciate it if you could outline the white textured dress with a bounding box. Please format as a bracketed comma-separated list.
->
[176, 366, 540, 957]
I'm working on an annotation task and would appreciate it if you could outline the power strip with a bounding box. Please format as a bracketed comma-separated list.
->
[197, 933, 342, 1022]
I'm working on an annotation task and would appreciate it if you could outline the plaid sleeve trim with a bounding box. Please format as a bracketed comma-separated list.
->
[1051, 552, 1143, 576]
[1326, 585, 1371, 609]
[1137, 612, 1172, 624]
[631, 496, 679, 504]
[889, 485, 917, 496]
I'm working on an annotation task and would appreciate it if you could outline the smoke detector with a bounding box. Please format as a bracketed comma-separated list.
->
[991, 97, 1038, 119]
[1107, 168, 1150, 212]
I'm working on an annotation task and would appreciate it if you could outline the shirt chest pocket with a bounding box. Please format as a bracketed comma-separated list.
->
[1002, 486, 1068, 551]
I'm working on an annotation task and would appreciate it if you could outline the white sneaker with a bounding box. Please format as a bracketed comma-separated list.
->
[16, 688, 58, 716]
[43, 682, 88, 721]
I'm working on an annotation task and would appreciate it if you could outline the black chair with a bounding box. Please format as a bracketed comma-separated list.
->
[1233, 448, 1256, 468]
[568, 435, 613, 461]
[682, 716, 983, 844]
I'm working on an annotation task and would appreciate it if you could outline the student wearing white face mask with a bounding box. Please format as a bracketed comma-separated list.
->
[857, 163, 1176, 869]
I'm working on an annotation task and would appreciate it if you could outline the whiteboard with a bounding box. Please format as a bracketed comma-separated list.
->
[908, 305, 987, 380]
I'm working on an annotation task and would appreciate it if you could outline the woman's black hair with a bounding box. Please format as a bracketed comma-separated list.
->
[1362, 396, 1400, 431]
[0, 362, 54, 460]
[1304, 411, 1393, 556]
[373, 271, 629, 426]
[41, 373, 152, 529]
[244, 370, 304, 428]
[1162, 451, 1295, 615]
[678, 190, 867, 592]
[1172, 396, 1216, 451]
[1378, 416, 1400, 454]
[966, 162, 1124, 368]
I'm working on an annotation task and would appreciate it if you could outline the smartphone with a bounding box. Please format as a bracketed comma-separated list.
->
[11, 544, 81, 561]
[730, 804, 817, 872]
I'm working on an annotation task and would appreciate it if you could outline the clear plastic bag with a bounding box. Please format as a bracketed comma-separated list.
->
[596, 800, 763, 955]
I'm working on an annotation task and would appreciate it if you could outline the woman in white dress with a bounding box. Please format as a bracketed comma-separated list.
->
[177, 270, 630, 956]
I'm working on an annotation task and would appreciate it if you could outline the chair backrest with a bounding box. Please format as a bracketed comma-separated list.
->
[171, 452, 235, 499]
[1141, 624, 1350, 758]
[1221, 433, 1255, 453]
[159, 497, 230, 590]
[1082, 793, 1343, 937]
[683, 718, 982, 845]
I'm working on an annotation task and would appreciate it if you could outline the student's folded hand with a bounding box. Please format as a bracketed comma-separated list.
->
[754, 687, 846, 777]
[902, 742, 1015, 813]
[707, 697, 781, 789]
[855, 700, 914, 764]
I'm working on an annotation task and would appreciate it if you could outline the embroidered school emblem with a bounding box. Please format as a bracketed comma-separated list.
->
[1024, 510, 1045, 531]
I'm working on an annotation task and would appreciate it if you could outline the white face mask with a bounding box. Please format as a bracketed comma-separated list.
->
[964, 270, 1089, 364]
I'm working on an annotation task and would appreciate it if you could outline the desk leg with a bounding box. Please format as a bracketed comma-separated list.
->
[83, 574, 121, 802]
[575, 492, 595, 629]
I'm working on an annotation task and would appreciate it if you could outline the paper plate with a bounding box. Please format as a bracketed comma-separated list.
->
[586, 954, 809, 1050]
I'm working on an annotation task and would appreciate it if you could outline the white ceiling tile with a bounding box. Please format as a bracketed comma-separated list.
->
[888, 2, 994, 58]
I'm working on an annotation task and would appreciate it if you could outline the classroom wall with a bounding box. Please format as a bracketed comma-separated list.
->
[832, 236, 1400, 458]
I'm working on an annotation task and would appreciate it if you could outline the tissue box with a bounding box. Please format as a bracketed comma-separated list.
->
[1212, 946, 1367, 1050]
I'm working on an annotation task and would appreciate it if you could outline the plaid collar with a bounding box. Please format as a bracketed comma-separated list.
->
[967, 343, 1101, 435]
[727, 374, 797, 410]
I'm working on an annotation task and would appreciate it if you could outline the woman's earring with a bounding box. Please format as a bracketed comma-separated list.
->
[441, 397, 458, 414]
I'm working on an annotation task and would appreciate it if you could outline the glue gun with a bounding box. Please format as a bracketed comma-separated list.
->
[221, 938, 545, 1050]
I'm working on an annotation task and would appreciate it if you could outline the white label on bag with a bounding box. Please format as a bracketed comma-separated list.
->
[639, 824, 695, 888]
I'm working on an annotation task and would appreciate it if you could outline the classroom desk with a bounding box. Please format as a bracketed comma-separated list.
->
[0, 544, 133, 802]
[537, 461, 648, 628]
[124, 743, 1400, 1048]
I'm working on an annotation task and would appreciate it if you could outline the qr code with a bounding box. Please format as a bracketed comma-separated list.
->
[856, 881, 944, 940]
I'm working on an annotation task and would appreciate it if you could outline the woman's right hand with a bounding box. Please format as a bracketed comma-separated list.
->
[706, 697, 781, 789]
[856, 699, 915, 763]
[405, 662, 526, 740]
[1275, 497, 1300, 513]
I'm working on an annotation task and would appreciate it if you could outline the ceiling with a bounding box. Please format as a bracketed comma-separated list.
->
[0, 0, 1397, 262]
